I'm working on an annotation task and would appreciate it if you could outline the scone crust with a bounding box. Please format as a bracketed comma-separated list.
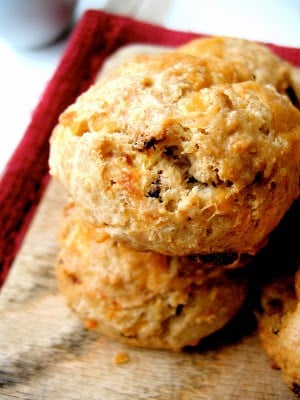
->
[177, 36, 294, 96]
[257, 270, 300, 393]
[49, 52, 300, 256]
[55, 205, 247, 351]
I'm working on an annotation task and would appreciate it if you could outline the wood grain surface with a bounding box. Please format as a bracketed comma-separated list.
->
[0, 45, 298, 400]
[0, 179, 296, 400]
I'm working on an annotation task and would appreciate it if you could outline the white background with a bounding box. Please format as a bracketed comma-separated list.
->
[0, 0, 299, 173]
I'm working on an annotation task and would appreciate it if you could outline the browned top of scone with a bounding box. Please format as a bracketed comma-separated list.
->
[177, 36, 294, 95]
[49, 52, 300, 256]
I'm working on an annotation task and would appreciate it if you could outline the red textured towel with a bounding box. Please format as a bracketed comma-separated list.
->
[0, 9, 299, 286]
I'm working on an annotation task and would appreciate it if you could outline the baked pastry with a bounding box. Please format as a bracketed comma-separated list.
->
[49, 52, 300, 256]
[256, 269, 300, 395]
[177, 36, 299, 107]
[291, 67, 300, 108]
[55, 203, 247, 351]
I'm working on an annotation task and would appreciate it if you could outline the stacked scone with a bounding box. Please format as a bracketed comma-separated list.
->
[49, 37, 300, 354]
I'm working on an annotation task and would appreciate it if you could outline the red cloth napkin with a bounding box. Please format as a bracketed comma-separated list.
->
[0, 10, 299, 286]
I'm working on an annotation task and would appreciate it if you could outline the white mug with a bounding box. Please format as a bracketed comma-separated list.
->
[0, 0, 77, 49]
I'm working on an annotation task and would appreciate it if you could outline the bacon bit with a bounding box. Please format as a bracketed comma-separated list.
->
[113, 352, 130, 365]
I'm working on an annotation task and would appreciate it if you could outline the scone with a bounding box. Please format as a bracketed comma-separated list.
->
[55, 204, 247, 351]
[177, 36, 299, 107]
[49, 52, 300, 256]
[256, 269, 300, 395]
[291, 67, 300, 107]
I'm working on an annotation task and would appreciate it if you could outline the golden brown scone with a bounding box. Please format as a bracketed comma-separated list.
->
[55, 204, 247, 351]
[257, 269, 300, 395]
[177, 36, 299, 106]
[49, 52, 300, 256]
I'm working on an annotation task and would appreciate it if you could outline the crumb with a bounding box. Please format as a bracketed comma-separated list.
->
[113, 352, 130, 365]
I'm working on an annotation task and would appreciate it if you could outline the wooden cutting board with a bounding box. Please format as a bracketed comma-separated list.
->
[0, 44, 297, 400]
[0, 179, 296, 400]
